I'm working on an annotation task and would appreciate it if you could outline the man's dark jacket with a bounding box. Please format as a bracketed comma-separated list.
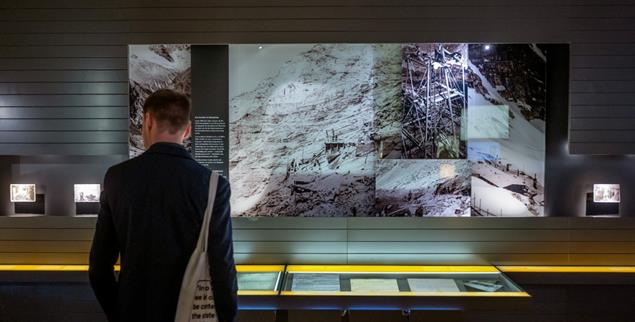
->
[89, 142, 238, 322]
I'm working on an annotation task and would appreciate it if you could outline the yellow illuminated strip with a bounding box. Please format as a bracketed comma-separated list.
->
[0, 264, 277, 273]
[498, 266, 635, 273]
[12, 265, 635, 274]
[0, 265, 93, 271]
[236, 265, 285, 273]
[281, 290, 529, 297]
[286, 265, 499, 274]
[237, 290, 279, 296]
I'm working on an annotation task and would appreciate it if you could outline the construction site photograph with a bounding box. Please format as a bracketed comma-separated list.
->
[467, 44, 547, 217]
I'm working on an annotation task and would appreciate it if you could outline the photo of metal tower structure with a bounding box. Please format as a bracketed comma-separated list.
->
[401, 43, 467, 159]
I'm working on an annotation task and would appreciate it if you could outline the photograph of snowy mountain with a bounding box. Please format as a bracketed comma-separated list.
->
[400, 44, 468, 159]
[229, 44, 392, 217]
[128, 44, 191, 157]
[375, 159, 471, 216]
[467, 44, 547, 217]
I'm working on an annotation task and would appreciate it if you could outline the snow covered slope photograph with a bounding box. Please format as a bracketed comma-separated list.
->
[400, 43, 468, 159]
[467, 44, 547, 217]
[229, 44, 399, 217]
[128, 44, 191, 157]
[375, 159, 471, 217]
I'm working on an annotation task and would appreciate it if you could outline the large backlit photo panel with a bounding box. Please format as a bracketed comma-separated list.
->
[467, 44, 546, 217]
[128, 43, 551, 217]
[228, 44, 398, 217]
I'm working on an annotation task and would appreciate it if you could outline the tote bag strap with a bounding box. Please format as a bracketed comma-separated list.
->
[197, 171, 220, 253]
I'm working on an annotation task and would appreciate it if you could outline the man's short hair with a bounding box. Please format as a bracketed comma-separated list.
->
[143, 89, 191, 134]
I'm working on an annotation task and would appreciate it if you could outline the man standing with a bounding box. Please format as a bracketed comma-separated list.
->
[89, 89, 237, 322]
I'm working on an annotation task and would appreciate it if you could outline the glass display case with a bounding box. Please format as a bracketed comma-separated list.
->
[236, 265, 285, 296]
[281, 265, 527, 297]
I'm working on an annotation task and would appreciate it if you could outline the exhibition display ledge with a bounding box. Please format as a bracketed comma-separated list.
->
[0, 264, 529, 310]
[5, 264, 635, 311]
[3, 264, 633, 274]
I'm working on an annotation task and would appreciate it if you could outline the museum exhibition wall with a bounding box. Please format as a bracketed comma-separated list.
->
[129, 43, 549, 218]
[3, 2, 635, 321]
[5, 42, 626, 220]
[1, 39, 634, 268]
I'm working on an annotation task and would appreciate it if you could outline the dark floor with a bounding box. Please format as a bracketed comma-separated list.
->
[1, 283, 634, 322]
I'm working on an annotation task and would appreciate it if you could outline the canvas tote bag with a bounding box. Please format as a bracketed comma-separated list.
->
[174, 172, 220, 322]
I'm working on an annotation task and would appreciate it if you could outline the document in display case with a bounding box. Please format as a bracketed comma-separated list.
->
[291, 273, 340, 292]
[350, 278, 400, 292]
[407, 278, 460, 292]
[236, 265, 284, 295]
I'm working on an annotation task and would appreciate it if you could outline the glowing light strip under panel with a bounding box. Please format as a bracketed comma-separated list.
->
[280, 291, 530, 297]
[498, 266, 635, 273]
[236, 265, 285, 273]
[237, 290, 278, 296]
[0, 264, 275, 273]
[0, 265, 95, 271]
[286, 265, 499, 274]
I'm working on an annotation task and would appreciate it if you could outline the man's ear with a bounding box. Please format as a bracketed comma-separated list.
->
[144, 112, 153, 131]
[182, 121, 192, 141]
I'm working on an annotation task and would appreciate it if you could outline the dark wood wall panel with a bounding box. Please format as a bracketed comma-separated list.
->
[0, 107, 127, 119]
[0, 119, 126, 131]
[3, 217, 635, 266]
[0, 131, 127, 143]
[0, 83, 127, 95]
[569, 130, 635, 142]
[0, 144, 127, 155]
[0, 58, 126, 70]
[570, 81, 635, 93]
[0, 70, 127, 82]
[0, 95, 126, 106]
[0, 46, 127, 58]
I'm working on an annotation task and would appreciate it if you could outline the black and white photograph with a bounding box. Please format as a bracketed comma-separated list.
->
[400, 43, 468, 159]
[467, 44, 547, 217]
[593, 184, 621, 203]
[228, 44, 394, 217]
[374, 159, 471, 217]
[74, 184, 101, 203]
[371, 44, 403, 159]
[128, 44, 191, 157]
[10, 184, 36, 203]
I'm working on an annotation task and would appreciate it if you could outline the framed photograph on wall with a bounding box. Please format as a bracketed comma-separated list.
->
[593, 184, 620, 203]
[74, 184, 101, 203]
[10, 184, 36, 203]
